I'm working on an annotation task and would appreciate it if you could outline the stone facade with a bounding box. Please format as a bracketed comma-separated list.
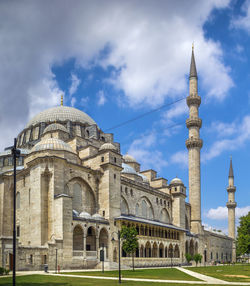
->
[0, 49, 235, 271]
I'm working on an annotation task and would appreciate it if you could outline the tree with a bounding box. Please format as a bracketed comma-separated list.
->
[185, 253, 192, 264]
[120, 225, 138, 271]
[236, 212, 250, 257]
[193, 254, 202, 266]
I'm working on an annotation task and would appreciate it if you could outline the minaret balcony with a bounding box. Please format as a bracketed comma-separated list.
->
[227, 186, 236, 193]
[226, 202, 237, 208]
[186, 95, 201, 107]
[185, 138, 203, 149]
[186, 118, 202, 128]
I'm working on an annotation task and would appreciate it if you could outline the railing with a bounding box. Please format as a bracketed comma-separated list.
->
[86, 251, 97, 257]
[73, 250, 83, 257]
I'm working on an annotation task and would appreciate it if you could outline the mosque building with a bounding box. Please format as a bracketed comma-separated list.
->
[0, 48, 236, 270]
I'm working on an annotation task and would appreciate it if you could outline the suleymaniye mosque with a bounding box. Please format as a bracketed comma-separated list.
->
[0, 49, 236, 270]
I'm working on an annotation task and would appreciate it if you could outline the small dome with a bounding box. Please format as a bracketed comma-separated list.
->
[92, 213, 104, 220]
[121, 163, 137, 175]
[79, 211, 91, 219]
[73, 210, 79, 217]
[0, 148, 30, 156]
[31, 138, 74, 153]
[170, 177, 183, 185]
[123, 154, 137, 163]
[43, 123, 69, 134]
[99, 143, 117, 152]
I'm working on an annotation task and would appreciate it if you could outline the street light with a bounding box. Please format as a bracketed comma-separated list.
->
[111, 230, 121, 284]
[11, 138, 20, 286]
[55, 248, 58, 274]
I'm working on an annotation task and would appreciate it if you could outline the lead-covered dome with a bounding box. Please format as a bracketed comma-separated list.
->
[170, 177, 183, 185]
[123, 154, 137, 163]
[26, 106, 96, 128]
[99, 143, 117, 152]
[31, 138, 74, 153]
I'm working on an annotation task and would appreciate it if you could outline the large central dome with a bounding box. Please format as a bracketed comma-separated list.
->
[26, 106, 96, 128]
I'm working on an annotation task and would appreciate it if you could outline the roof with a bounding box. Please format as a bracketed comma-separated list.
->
[26, 106, 96, 128]
[115, 215, 186, 232]
[0, 148, 30, 157]
[121, 163, 137, 175]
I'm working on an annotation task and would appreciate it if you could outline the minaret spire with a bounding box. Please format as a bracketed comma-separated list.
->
[226, 157, 237, 262]
[190, 44, 198, 79]
[229, 156, 234, 178]
[186, 46, 203, 234]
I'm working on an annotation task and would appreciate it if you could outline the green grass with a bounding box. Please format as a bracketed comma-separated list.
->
[62, 268, 200, 281]
[0, 274, 246, 286]
[186, 264, 250, 282]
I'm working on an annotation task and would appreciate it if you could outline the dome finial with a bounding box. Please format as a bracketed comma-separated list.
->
[61, 94, 63, 106]
[192, 42, 194, 51]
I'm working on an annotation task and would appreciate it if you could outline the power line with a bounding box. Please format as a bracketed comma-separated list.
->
[104, 96, 187, 132]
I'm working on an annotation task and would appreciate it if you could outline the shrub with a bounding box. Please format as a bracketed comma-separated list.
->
[193, 253, 203, 266]
[4, 268, 10, 275]
[185, 253, 193, 263]
[0, 267, 4, 276]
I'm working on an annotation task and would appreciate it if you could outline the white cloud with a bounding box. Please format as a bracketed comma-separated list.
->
[69, 73, 81, 97]
[97, 90, 106, 106]
[71, 97, 77, 107]
[170, 150, 188, 168]
[208, 121, 238, 137]
[203, 115, 250, 161]
[206, 206, 250, 220]
[0, 0, 233, 150]
[127, 131, 168, 171]
[231, 0, 250, 33]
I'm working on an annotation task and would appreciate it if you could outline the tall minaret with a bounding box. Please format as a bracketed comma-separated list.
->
[226, 157, 236, 239]
[186, 46, 203, 234]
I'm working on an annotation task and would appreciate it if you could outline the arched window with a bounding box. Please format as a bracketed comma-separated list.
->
[141, 200, 147, 218]
[135, 204, 140, 216]
[174, 244, 180, 258]
[161, 208, 170, 223]
[16, 192, 20, 209]
[148, 206, 153, 219]
[72, 183, 82, 212]
[121, 197, 129, 214]
[86, 226, 96, 251]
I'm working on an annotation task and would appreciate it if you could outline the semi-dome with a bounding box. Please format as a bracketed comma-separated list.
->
[138, 173, 149, 183]
[170, 177, 183, 185]
[92, 213, 104, 220]
[99, 143, 117, 152]
[43, 123, 69, 134]
[123, 154, 137, 163]
[31, 138, 74, 153]
[79, 211, 91, 219]
[26, 106, 96, 128]
[121, 163, 137, 175]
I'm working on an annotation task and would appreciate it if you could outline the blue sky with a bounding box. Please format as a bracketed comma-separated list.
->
[0, 0, 249, 233]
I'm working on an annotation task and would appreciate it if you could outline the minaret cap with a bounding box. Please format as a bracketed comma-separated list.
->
[189, 44, 198, 79]
[229, 156, 234, 178]
[61, 94, 63, 106]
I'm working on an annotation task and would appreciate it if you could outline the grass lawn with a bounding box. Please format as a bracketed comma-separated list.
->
[0, 274, 246, 286]
[186, 264, 250, 282]
[62, 268, 200, 281]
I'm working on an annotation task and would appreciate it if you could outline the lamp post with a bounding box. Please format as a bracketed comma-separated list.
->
[55, 248, 58, 274]
[111, 230, 121, 284]
[11, 138, 20, 286]
[170, 248, 173, 267]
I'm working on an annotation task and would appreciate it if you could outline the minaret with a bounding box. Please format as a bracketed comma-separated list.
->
[186, 45, 203, 234]
[226, 157, 236, 239]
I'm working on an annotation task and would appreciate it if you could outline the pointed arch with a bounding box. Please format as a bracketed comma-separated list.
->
[161, 208, 170, 223]
[121, 196, 129, 214]
[138, 196, 154, 219]
[174, 244, 180, 258]
[73, 225, 83, 251]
